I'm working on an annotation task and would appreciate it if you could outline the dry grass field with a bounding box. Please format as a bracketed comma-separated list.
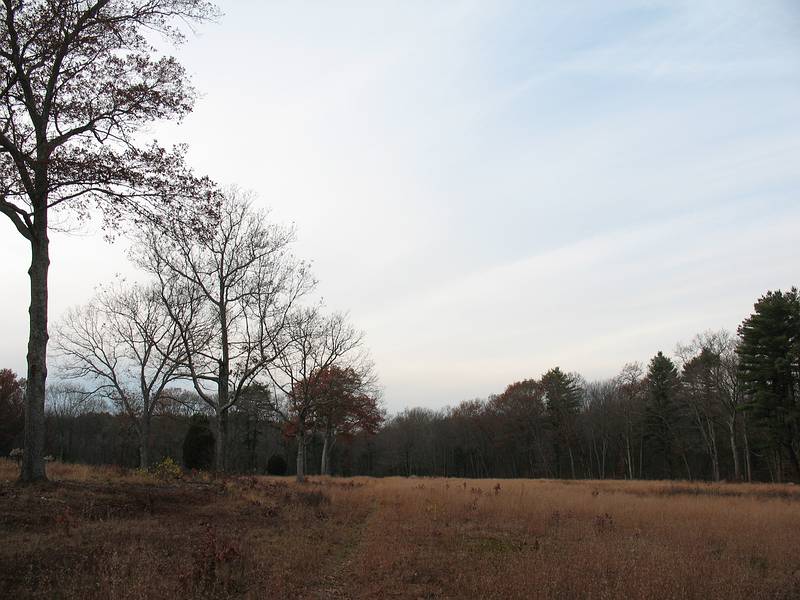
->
[1, 459, 799, 599]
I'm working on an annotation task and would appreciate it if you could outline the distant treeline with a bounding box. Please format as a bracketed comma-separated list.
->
[377, 288, 800, 483]
[1, 287, 798, 482]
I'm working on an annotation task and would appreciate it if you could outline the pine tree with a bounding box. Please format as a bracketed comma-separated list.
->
[645, 352, 683, 479]
[737, 288, 800, 479]
[541, 367, 582, 478]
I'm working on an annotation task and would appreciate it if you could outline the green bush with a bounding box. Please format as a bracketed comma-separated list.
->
[183, 414, 215, 470]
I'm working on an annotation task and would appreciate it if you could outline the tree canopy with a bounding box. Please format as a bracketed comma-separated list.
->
[737, 288, 800, 478]
[0, 0, 220, 481]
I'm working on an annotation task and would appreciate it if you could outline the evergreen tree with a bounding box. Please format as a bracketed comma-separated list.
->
[0, 370, 25, 456]
[737, 288, 800, 479]
[645, 352, 683, 479]
[541, 367, 582, 478]
[183, 415, 215, 470]
[266, 454, 288, 476]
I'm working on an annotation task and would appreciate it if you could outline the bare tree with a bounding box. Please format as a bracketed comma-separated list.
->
[489, 379, 549, 477]
[677, 330, 746, 480]
[266, 308, 365, 482]
[679, 348, 723, 481]
[0, 0, 220, 481]
[45, 382, 104, 461]
[615, 362, 645, 479]
[159, 387, 205, 419]
[46, 382, 104, 419]
[136, 188, 314, 471]
[582, 379, 618, 479]
[54, 283, 185, 469]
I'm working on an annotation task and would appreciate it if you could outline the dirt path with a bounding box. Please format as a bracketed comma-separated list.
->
[304, 498, 383, 599]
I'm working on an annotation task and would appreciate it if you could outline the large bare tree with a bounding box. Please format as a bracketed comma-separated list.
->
[136, 188, 314, 471]
[266, 308, 366, 482]
[0, 0, 220, 481]
[54, 283, 185, 469]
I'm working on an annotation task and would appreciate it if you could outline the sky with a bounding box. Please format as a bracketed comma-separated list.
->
[1, 0, 799, 413]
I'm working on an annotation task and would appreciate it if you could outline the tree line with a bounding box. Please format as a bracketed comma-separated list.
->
[2, 287, 798, 482]
[370, 290, 800, 482]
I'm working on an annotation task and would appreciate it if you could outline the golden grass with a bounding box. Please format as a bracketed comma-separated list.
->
[324, 477, 800, 598]
[1, 459, 799, 599]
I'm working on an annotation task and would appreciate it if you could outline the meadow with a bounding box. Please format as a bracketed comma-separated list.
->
[1, 459, 799, 599]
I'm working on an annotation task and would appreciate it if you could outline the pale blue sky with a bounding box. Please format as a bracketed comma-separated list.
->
[1, 0, 799, 411]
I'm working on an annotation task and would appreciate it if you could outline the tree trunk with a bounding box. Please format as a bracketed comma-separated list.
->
[214, 408, 227, 472]
[625, 433, 634, 479]
[21, 232, 49, 483]
[320, 434, 329, 476]
[139, 414, 151, 470]
[320, 431, 334, 476]
[568, 446, 576, 479]
[217, 297, 230, 472]
[554, 443, 561, 478]
[743, 416, 752, 482]
[728, 415, 740, 480]
[707, 418, 720, 482]
[638, 433, 644, 479]
[296, 430, 306, 482]
[601, 438, 607, 479]
[786, 442, 800, 481]
[247, 415, 258, 472]
[681, 451, 692, 481]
